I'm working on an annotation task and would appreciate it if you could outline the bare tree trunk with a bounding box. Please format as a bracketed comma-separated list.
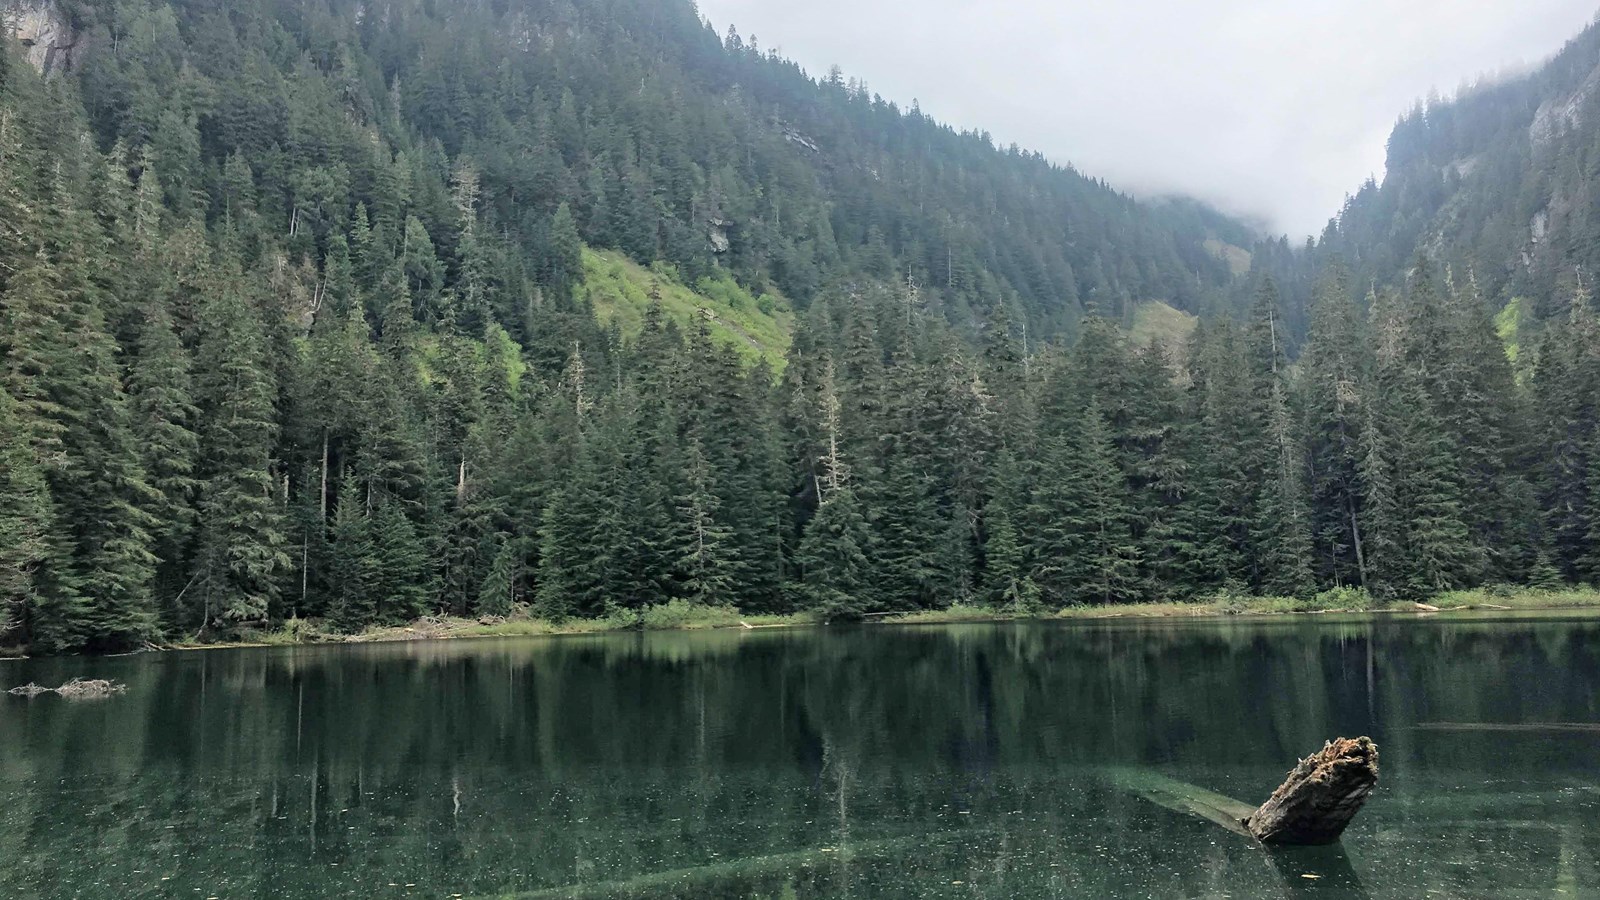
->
[319, 429, 330, 522]
[1347, 496, 1367, 589]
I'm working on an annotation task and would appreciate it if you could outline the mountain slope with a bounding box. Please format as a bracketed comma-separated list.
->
[1316, 17, 1600, 322]
[3, 0, 1256, 338]
[11, 0, 1600, 658]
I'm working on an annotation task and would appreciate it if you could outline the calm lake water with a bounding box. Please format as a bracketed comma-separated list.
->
[3, 613, 1599, 898]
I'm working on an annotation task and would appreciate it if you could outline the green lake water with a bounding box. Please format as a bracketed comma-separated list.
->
[3, 612, 1599, 898]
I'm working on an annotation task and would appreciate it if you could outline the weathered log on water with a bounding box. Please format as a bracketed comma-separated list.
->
[1245, 736, 1379, 845]
[6, 678, 127, 700]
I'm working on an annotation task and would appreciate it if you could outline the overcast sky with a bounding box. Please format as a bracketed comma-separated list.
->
[694, 0, 1598, 238]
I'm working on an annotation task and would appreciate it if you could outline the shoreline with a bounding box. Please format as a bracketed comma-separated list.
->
[6, 587, 1600, 659]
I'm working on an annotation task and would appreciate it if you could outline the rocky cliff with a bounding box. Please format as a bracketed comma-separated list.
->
[2, 0, 78, 76]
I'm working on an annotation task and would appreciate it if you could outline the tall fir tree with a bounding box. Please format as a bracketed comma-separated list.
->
[193, 261, 289, 627]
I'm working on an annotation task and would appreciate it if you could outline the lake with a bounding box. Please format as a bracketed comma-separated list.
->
[2, 612, 1598, 898]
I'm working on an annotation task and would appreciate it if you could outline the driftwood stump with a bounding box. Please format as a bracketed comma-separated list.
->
[1245, 736, 1378, 845]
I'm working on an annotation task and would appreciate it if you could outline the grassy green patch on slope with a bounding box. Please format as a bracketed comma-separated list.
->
[1129, 300, 1199, 350]
[578, 248, 794, 369]
[1202, 238, 1252, 277]
[1495, 295, 1528, 365]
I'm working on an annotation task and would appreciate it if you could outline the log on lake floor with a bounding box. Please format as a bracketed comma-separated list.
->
[1245, 737, 1379, 845]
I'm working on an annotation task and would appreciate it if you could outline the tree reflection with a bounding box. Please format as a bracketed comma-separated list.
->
[1, 614, 1598, 896]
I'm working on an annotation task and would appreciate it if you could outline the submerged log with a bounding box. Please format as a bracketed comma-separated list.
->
[1413, 721, 1600, 734]
[1245, 737, 1378, 845]
[1102, 767, 1256, 837]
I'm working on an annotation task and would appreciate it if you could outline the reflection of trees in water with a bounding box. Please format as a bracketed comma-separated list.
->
[0, 617, 1597, 896]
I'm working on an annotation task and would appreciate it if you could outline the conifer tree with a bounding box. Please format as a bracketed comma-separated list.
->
[1259, 379, 1316, 597]
[0, 388, 53, 644]
[193, 266, 289, 627]
[1532, 289, 1600, 580]
[1029, 400, 1143, 605]
[1300, 266, 1371, 586]
[1357, 403, 1403, 599]
[475, 533, 526, 617]
[671, 438, 739, 607]
[795, 358, 875, 618]
[532, 487, 585, 621]
[982, 450, 1037, 610]
[1392, 375, 1477, 594]
[871, 345, 947, 609]
[1186, 322, 1254, 587]
[368, 496, 433, 622]
[2, 228, 160, 649]
[129, 299, 200, 607]
[326, 482, 377, 632]
[796, 486, 873, 620]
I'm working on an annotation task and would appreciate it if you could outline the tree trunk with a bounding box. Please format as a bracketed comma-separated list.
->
[1348, 496, 1367, 589]
[319, 429, 330, 522]
[1246, 737, 1379, 845]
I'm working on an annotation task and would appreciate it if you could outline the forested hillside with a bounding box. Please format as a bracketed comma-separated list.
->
[3, 0, 1600, 655]
[1315, 16, 1600, 327]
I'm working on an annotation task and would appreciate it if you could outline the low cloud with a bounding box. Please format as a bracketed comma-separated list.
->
[696, 0, 1596, 238]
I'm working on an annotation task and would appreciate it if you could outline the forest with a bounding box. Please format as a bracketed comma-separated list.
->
[3, 0, 1600, 654]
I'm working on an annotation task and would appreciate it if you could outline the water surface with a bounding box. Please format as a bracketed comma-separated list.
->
[3, 613, 1598, 898]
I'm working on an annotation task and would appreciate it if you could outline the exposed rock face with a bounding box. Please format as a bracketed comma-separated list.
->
[1530, 61, 1600, 148]
[707, 213, 730, 254]
[1245, 737, 1379, 845]
[3, 0, 78, 77]
[781, 125, 819, 153]
[1447, 154, 1481, 179]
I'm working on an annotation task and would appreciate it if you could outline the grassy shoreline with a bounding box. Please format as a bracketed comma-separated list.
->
[885, 586, 1600, 625]
[46, 586, 1600, 656]
[163, 601, 821, 651]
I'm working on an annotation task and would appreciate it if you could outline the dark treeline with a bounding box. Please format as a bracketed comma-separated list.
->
[5, 0, 1600, 654]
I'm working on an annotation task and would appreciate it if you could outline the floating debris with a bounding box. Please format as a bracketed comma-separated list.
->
[1413, 722, 1600, 734]
[7, 678, 127, 700]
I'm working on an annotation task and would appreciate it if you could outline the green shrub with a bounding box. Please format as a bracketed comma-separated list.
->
[638, 599, 743, 630]
[1310, 585, 1376, 611]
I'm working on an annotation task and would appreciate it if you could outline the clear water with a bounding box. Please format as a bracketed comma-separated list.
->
[3, 612, 1599, 898]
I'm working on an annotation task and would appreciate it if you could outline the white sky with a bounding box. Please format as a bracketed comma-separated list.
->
[694, 0, 1599, 238]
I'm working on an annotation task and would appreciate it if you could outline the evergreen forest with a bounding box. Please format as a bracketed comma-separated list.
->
[5, 0, 1600, 653]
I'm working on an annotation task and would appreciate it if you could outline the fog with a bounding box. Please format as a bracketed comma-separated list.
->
[695, 0, 1598, 238]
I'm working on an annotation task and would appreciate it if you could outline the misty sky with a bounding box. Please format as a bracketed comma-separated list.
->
[694, 0, 1597, 238]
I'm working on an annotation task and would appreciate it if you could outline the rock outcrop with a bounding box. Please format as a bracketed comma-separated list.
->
[3, 0, 79, 77]
[1530, 60, 1600, 149]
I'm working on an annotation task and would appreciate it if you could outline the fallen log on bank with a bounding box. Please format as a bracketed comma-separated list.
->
[1245, 737, 1378, 845]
